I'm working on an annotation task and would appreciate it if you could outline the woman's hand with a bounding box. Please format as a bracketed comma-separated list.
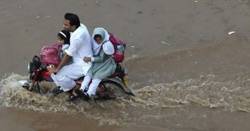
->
[83, 57, 92, 63]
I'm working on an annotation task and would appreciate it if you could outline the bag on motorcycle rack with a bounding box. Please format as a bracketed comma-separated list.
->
[40, 43, 62, 66]
[108, 33, 126, 63]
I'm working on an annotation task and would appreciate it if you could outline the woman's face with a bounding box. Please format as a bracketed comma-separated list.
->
[94, 36, 103, 44]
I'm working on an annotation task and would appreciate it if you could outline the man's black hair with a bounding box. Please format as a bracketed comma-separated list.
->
[64, 13, 80, 28]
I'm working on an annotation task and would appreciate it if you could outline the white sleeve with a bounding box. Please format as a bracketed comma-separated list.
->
[62, 44, 70, 52]
[103, 41, 115, 55]
[65, 39, 81, 56]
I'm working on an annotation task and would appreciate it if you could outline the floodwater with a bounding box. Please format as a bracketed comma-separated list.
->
[2, 0, 250, 131]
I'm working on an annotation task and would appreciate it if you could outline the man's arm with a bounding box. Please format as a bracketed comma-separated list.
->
[54, 38, 81, 73]
[55, 54, 72, 72]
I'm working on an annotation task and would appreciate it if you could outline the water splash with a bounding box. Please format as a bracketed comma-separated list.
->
[1, 74, 250, 126]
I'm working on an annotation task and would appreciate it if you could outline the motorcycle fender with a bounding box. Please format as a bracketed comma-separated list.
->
[103, 78, 135, 96]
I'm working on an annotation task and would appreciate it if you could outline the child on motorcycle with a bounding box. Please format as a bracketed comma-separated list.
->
[47, 30, 73, 95]
[75, 27, 117, 99]
[57, 30, 70, 58]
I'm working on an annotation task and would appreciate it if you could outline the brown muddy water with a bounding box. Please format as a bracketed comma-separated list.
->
[2, 0, 250, 131]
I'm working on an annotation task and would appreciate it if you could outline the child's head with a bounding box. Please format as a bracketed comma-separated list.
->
[93, 27, 106, 45]
[57, 30, 70, 44]
[94, 34, 103, 44]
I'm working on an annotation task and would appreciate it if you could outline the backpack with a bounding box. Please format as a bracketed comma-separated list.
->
[40, 43, 62, 66]
[108, 33, 126, 63]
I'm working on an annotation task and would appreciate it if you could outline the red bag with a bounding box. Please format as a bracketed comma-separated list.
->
[40, 43, 62, 66]
[109, 33, 126, 63]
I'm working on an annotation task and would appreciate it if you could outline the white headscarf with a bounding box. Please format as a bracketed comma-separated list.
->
[92, 27, 114, 55]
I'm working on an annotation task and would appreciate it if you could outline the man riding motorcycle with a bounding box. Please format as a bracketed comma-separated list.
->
[47, 13, 93, 95]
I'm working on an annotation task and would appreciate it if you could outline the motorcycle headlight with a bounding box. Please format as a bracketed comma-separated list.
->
[27, 63, 30, 72]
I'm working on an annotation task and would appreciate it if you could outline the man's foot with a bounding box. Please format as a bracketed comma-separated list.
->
[51, 86, 63, 96]
[75, 89, 90, 101]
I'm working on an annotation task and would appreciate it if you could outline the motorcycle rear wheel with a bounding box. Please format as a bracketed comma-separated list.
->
[98, 81, 128, 99]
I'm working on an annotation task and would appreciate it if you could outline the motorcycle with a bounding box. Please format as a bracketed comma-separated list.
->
[21, 55, 134, 100]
